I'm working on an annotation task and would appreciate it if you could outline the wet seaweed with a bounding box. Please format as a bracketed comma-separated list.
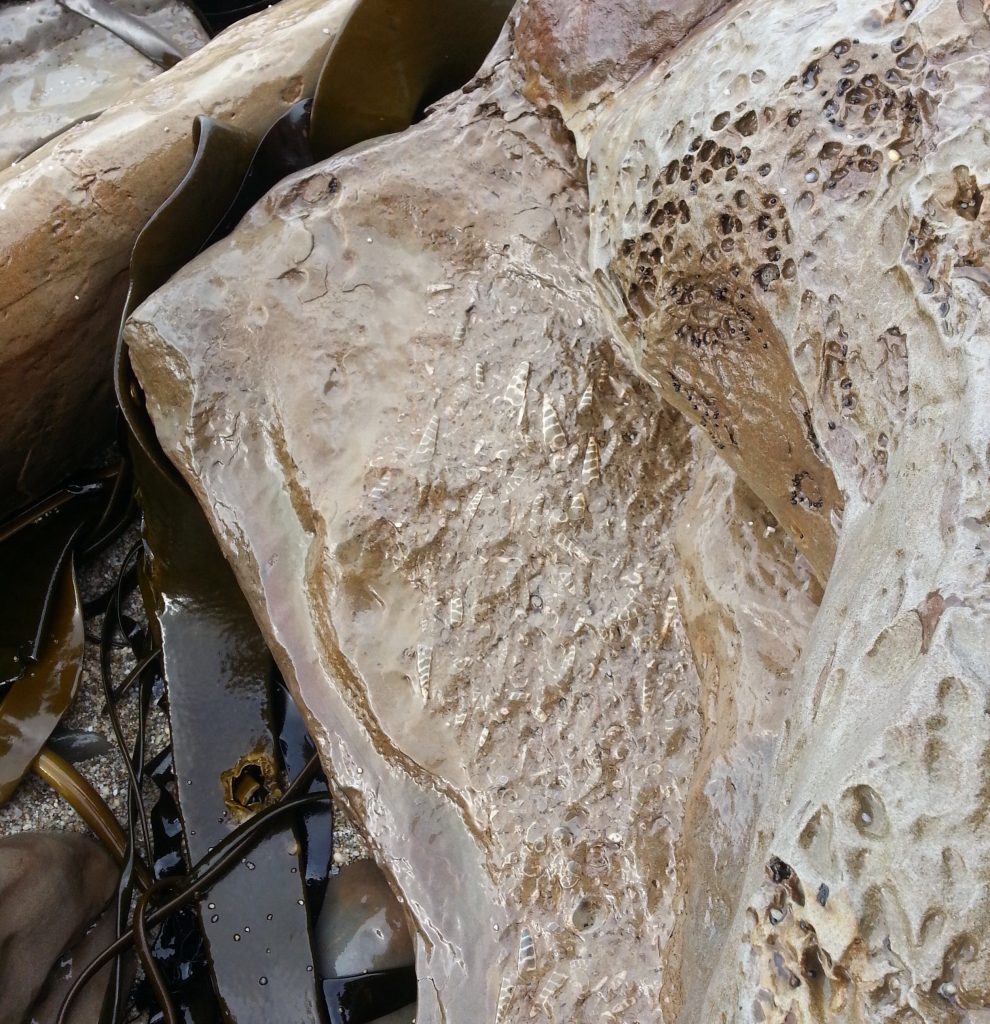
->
[309, 0, 515, 158]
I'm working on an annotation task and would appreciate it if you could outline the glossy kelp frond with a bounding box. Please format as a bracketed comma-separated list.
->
[32, 747, 143, 879]
[0, 481, 105, 688]
[310, 0, 514, 159]
[0, 563, 84, 806]
[57, 788, 331, 1024]
[137, 439, 328, 1023]
[59, 0, 187, 68]
[206, 97, 316, 245]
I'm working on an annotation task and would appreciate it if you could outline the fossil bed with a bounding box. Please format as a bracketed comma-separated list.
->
[118, 0, 990, 1022]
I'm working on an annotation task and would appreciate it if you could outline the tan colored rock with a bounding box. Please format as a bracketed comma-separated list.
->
[584, 0, 990, 1018]
[0, 0, 209, 171]
[126, 48, 706, 1022]
[666, 438, 820, 1016]
[0, 0, 356, 516]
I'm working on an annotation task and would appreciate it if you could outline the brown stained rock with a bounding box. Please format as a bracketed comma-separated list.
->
[584, 0, 990, 1019]
[0, 1, 209, 171]
[0, 0, 357, 518]
[126, 53, 705, 1022]
[513, 0, 733, 138]
[0, 831, 118, 1024]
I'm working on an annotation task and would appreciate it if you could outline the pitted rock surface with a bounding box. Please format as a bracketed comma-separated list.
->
[585, 0, 990, 1019]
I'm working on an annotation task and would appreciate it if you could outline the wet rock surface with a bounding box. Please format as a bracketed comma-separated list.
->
[582, 0, 990, 1019]
[0, 0, 209, 171]
[123, 0, 990, 1021]
[316, 860, 415, 978]
[0, 830, 118, 1024]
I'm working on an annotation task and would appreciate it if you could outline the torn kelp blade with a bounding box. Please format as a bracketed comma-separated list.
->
[59, 0, 187, 69]
[0, 563, 83, 805]
[121, 113, 325, 1020]
[139, 465, 327, 1024]
[0, 482, 105, 687]
[309, 0, 514, 158]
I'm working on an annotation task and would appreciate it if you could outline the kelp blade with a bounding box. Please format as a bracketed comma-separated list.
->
[0, 562, 84, 806]
[60, 0, 187, 68]
[310, 0, 514, 158]
[0, 483, 105, 687]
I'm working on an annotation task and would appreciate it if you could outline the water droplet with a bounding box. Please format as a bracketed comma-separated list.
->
[266, 913, 273, 921]
[245, 861, 256, 871]
[233, 933, 241, 942]
[259, 976, 268, 986]
[210, 914, 219, 923]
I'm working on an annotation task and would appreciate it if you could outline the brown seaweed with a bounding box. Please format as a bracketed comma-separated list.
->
[310, 0, 514, 158]
[117, 117, 327, 1022]
[59, 0, 188, 69]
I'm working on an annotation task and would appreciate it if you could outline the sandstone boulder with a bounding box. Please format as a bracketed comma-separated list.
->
[126, 45, 708, 1021]
[584, 0, 990, 1018]
[124, 0, 990, 1021]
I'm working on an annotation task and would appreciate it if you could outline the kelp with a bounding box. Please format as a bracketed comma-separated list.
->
[309, 0, 515, 158]
[59, 0, 188, 69]
[0, 561, 84, 805]
[0, 480, 106, 689]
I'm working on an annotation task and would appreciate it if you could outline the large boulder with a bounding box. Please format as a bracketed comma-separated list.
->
[125, 0, 990, 1020]
[0, 0, 356, 517]
[126, 40, 711, 1021]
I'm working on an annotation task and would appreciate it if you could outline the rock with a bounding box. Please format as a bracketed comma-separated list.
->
[0, 830, 119, 1024]
[126, 0, 990, 1020]
[0, 0, 357, 518]
[582, 0, 990, 1018]
[316, 859, 415, 978]
[0, 0, 209, 171]
[513, 0, 731, 144]
[126, 41, 704, 1022]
